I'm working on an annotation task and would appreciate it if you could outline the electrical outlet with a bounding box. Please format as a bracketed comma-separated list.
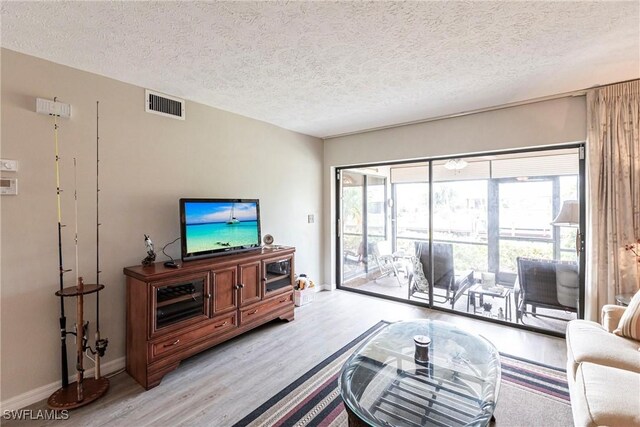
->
[308, 214, 314, 224]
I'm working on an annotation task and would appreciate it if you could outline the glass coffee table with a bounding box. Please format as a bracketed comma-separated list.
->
[340, 320, 501, 427]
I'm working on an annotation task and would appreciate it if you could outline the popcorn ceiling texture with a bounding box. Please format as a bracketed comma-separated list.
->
[1, 1, 638, 137]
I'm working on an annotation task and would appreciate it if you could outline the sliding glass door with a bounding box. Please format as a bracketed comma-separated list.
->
[432, 179, 489, 273]
[339, 170, 392, 296]
[341, 172, 365, 282]
[336, 146, 584, 335]
[498, 179, 555, 279]
[394, 182, 430, 254]
[365, 176, 387, 271]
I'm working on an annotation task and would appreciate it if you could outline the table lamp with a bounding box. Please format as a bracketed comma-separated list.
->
[552, 200, 581, 314]
[552, 200, 581, 256]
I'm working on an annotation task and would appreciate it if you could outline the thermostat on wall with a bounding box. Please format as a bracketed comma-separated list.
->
[0, 178, 18, 195]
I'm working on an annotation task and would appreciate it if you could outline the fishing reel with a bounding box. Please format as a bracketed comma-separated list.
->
[77, 319, 107, 358]
[82, 321, 89, 349]
[95, 338, 109, 357]
[72, 321, 90, 342]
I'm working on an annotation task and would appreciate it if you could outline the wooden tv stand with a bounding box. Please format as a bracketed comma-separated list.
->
[124, 246, 295, 389]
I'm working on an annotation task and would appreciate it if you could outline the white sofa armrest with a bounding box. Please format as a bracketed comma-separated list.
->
[601, 305, 626, 332]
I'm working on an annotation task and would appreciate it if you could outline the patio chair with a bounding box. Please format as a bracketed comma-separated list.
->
[409, 242, 474, 308]
[372, 240, 407, 286]
[515, 257, 578, 322]
[343, 250, 360, 265]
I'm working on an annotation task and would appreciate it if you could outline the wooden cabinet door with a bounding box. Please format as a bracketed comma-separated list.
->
[238, 260, 261, 306]
[211, 266, 238, 316]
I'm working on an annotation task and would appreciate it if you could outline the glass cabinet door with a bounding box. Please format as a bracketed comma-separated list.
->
[263, 256, 293, 296]
[152, 273, 210, 334]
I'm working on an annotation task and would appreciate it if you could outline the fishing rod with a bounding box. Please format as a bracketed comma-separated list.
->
[80, 101, 108, 380]
[73, 158, 85, 402]
[93, 101, 108, 378]
[53, 97, 70, 389]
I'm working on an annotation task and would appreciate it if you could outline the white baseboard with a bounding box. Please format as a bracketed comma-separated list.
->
[0, 357, 126, 412]
[320, 283, 335, 291]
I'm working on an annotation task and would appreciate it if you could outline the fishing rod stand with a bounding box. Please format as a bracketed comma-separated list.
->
[49, 100, 109, 410]
[48, 282, 109, 410]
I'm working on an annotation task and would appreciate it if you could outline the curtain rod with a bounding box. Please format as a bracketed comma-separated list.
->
[323, 77, 640, 140]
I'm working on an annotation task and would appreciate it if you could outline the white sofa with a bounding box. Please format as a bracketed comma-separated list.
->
[566, 305, 640, 427]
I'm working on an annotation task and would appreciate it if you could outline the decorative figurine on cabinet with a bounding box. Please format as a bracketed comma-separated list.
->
[142, 234, 156, 266]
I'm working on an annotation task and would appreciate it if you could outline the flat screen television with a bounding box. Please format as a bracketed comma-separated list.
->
[180, 198, 261, 261]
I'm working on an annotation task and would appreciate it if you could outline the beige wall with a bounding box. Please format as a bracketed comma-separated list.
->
[0, 49, 323, 403]
[323, 96, 587, 287]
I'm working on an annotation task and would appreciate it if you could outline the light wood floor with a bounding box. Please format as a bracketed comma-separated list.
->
[8, 290, 567, 426]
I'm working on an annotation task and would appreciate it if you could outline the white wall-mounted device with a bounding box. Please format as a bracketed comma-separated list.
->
[36, 98, 72, 118]
[0, 178, 18, 195]
[0, 159, 18, 172]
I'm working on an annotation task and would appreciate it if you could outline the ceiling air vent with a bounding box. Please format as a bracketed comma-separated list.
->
[145, 89, 185, 120]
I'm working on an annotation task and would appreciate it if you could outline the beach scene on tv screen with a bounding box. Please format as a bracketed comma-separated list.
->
[185, 202, 259, 253]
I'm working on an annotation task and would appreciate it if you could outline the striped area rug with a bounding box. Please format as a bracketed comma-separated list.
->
[233, 321, 571, 427]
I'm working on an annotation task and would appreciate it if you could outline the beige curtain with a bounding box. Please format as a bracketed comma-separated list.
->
[586, 80, 640, 321]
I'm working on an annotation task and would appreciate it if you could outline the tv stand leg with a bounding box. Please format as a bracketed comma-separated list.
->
[144, 362, 181, 390]
[279, 309, 295, 322]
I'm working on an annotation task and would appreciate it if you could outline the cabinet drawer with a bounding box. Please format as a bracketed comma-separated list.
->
[240, 292, 293, 325]
[149, 313, 237, 360]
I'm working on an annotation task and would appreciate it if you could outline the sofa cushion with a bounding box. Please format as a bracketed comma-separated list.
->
[614, 290, 640, 340]
[556, 263, 579, 308]
[570, 362, 640, 427]
[566, 320, 640, 379]
[603, 305, 627, 333]
[411, 255, 429, 292]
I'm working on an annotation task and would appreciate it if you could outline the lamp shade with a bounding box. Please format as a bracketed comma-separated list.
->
[552, 200, 579, 226]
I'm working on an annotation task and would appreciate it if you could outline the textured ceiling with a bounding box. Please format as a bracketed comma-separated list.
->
[1, 1, 639, 138]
